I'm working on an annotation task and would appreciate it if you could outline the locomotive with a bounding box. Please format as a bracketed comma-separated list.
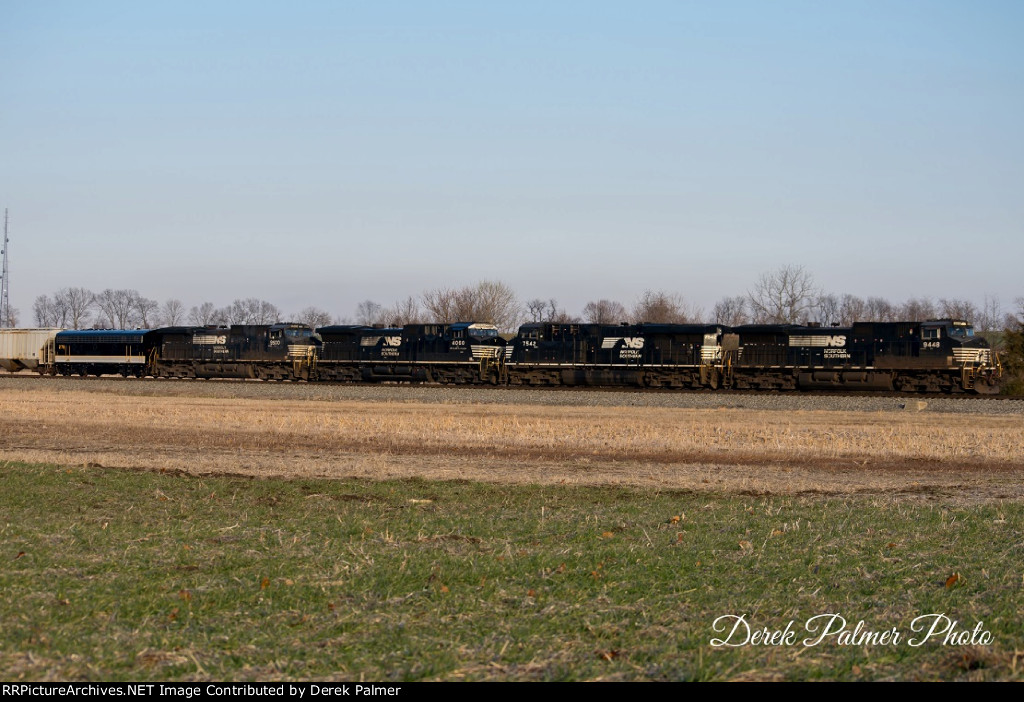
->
[0, 317, 1002, 393]
[507, 318, 1000, 393]
[316, 322, 509, 384]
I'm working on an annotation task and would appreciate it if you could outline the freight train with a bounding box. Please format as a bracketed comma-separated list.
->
[0, 318, 1003, 394]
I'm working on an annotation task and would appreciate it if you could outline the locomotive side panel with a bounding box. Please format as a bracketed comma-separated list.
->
[54, 330, 148, 377]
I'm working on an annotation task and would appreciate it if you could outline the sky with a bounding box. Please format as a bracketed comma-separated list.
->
[2, 0, 1022, 322]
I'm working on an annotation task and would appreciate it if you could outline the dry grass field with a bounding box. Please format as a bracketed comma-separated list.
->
[2, 383, 1022, 501]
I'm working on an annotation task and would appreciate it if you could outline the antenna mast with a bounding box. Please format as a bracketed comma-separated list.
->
[0, 209, 9, 328]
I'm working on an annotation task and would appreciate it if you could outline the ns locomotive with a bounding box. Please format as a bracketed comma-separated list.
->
[0, 317, 1003, 394]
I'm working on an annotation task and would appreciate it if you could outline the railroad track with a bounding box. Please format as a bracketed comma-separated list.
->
[3, 371, 1021, 405]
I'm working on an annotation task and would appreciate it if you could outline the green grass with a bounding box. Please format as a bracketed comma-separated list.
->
[1, 461, 1022, 681]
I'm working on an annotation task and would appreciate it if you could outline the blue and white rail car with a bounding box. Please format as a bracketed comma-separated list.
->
[53, 330, 149, 377]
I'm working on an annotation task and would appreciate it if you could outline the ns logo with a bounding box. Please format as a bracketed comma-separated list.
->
[383, 336, 401, 347]
[824, 335, 846, 347]
[622, 337, 645, 349]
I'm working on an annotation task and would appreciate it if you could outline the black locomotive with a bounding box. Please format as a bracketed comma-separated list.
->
[316, 322, 509, 384]
[51, 323, 319, 380]
[24, 317, 1002, 394]
[505, 318, 999, 393]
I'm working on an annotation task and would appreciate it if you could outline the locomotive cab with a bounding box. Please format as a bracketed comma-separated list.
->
[270, 323, 320, 363]
[921, 319, 1000, 392]
[448, 322, 507, 360]
[919, 320, 983, 357]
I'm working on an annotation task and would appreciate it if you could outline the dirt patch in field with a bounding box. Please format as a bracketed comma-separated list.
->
[2, 385, 1022, 502]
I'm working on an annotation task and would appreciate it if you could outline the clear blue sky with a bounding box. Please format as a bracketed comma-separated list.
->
[2, 1, 1022, 321]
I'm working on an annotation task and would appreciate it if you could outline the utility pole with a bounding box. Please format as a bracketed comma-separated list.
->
[0, 209, 10, 328]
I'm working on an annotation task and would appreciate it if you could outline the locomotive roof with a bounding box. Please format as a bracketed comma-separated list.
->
[55, 329, 148, 343]
[637, 323, 724, 333]
[449, 322, 499, 331]
[151, 326, 228, 333]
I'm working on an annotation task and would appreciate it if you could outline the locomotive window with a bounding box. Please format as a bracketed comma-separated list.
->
[923, 328, 941, 340]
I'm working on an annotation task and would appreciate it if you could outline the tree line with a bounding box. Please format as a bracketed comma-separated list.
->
[23, 266, 1021, 335]
[29, 289, 336, 331]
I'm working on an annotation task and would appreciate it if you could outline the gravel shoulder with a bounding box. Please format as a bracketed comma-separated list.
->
[3, 375, 1023, 415]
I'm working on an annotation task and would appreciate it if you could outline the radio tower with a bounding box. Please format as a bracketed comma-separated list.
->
[0, 209, 10, 328]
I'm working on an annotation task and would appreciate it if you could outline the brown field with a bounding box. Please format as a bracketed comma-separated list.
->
[2, 383, 1022, 501]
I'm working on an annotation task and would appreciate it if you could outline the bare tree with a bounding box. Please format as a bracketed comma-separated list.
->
[582, 299, 627, 325]
[546, 303, 580, 324]
[228, 298, 281, 325]
[56, 287, 95, 329]
[526, 298, 577, 323]
[2, 306, 18, 327]
[188, 302, 217, 326]
[213, 306, 233, 325]
[95, 289, 140, 329]
[1004, 304, 1022, 332]
[747, 265, 819, 324]
[838, 294, 867, 325]
[939, 298, 979, 322]
[712, 296, 749, 326]
[255, 300, 280, 325]
[34, 295, 60, 327]
[161, 299, 185, 326]
[865, 296, 895, 322]
[631, 290, 699, 324]
[421, 280, 521, 331]
[355, 300, 384, 325]
[897, 297, 937, 322]
[421, 288, 458, 323]
[296, 306, 334, 329]
[975, 295, 1002, 332]
[135, 295, 160, 328]
[382, 296, 422, 327]
[472, 280, 522, 331]
[816, 293, 842, 326]
[526, 298, 548, 322]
